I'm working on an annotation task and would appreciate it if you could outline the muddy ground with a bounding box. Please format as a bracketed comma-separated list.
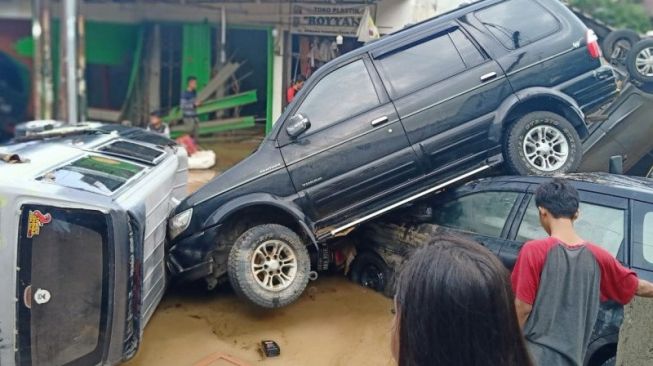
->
[126, 132, 395, 366]
[126, 278, 394, 366]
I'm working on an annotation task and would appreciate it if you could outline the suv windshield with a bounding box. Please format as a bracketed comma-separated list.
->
[40, 155, 144, 195]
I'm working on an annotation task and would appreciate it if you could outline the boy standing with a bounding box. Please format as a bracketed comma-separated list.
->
[512, 179, 653, 366]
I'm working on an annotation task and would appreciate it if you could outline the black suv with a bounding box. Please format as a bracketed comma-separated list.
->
[357, 173, 653, 366]
[168, 0, 618, 308]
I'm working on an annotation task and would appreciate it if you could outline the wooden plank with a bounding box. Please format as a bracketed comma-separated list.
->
[163, 90, 257, 122]
[170, 116, 256, 138]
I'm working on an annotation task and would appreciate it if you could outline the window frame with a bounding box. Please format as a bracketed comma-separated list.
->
[278, 55, 386, 144]
[431, 189, 526, 239]
[630, 200, 653, 272]
[371, 23, 488, 99]
[509, 187, 629, 264]
[473, 0, 561, 51]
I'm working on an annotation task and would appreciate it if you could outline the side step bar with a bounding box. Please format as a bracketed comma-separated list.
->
[329, 164, 494, 237]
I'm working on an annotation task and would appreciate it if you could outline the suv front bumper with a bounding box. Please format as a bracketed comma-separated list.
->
[167, 224, 222, 282]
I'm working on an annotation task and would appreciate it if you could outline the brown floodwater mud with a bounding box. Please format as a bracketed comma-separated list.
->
[125, 277, 394, 366]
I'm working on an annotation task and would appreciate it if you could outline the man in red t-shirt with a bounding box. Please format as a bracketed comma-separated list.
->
[512, 179, 653, 366]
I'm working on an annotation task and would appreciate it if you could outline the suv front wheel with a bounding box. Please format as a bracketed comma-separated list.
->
[228, 224, 310, 308]
[504, 111, 582, 176]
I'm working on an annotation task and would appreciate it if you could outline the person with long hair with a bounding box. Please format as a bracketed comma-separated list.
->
[391, 235, 532, 366]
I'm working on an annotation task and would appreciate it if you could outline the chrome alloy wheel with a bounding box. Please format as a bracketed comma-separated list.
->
[635, 46, 653, 77]
[251, 240, 297, 291]
[523, 125, 569, 172]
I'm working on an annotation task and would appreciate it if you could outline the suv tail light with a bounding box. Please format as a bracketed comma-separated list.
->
[586, 29, 601, 59]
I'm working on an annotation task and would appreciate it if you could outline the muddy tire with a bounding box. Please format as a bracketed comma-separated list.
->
[626, 39, 653, 85]
[602, 29, 640, 63]
[350, 251, 394, 297]
[227, 224, 310, 308]
[504, 111, 582, 176]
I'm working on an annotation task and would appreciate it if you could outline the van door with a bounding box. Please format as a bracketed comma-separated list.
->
[279, 57, 421, 227]
[16, 205, 110, 366]
[372, 24, 513, 185]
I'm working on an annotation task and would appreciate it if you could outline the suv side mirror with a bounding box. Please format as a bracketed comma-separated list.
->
[286, 114, 311, 138]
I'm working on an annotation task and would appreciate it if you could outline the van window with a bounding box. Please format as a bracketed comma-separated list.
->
[475, 0, 559, 50]
[40, 155, 144, 195]
[295, 60, 379, 133]
[376, 30, 466, 97]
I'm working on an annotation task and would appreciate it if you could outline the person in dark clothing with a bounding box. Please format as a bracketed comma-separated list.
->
[146, 110, 170, 138]
[392, 235, 533, 366]
[286, 75, 305, 103]
[512, 179, 653, 366]
[180, 76, 200, 140]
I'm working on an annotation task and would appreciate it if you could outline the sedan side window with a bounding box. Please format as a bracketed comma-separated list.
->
[295, 60, 380, 133]
[517, 197, 625, 257]
[432, 191, 520, 237]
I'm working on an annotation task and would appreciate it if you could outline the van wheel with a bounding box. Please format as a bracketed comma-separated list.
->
[228, 224, 310, 308]
[504, 111, 582, 176]
[598, 356, 616, 366]
[602, 29, 640, 64]
[350, 251, 394, 297]
[626, 39, 653, 85]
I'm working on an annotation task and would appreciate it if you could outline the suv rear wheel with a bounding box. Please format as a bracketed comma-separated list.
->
[228, 224, 310, 308]
[504, 111, 582, 176]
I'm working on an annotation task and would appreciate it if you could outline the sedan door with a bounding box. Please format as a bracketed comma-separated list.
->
[279, 57, 421, 227]
[504, 189, 629, 269]
[429, 189, 526, 257]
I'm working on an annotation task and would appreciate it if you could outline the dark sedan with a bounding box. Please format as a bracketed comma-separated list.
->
[355, 173, 653, 366]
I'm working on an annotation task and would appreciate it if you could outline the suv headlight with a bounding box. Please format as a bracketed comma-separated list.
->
[169, 208, 192, 239]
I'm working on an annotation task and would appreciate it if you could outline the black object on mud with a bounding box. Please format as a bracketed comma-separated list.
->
[261, 340, 281, 357]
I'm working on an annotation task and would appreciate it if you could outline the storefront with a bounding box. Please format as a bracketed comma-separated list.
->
[285, 3, 375, 106]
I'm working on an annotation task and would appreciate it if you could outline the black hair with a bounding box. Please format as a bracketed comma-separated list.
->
[395, 235, 532, 366]
[534, 178, 579, 219]
[150, 110, 162, 117]
[187, 76, 197, 83]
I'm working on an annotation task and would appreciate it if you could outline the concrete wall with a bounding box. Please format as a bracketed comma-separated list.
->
[616, 297, 653, 365]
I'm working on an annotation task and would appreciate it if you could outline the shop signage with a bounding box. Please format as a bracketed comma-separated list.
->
[291, 4, 371, 36]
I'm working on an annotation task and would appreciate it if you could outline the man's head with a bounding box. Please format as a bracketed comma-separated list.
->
[149, 110, 162, 127]
[187, 76, 197, 91]
[534, 178, 580, 234]
[294, 75, 306, 90]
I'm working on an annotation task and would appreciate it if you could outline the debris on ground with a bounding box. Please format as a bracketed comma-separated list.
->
[260, 340, 281, 358]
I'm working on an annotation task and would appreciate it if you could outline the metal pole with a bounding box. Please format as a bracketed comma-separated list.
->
[220, 7, 227, 64]
[62, 0, 78, 124]
[31, 0, 43, 119]
[42, 0, 53, 120]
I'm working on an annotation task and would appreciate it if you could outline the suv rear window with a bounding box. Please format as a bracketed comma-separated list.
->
[40, 155, 144, 195]
[475, 0, 559, 50]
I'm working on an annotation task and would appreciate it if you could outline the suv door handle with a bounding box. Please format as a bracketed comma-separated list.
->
[371, 116, 389, 127]
[480, 72, 497, 82]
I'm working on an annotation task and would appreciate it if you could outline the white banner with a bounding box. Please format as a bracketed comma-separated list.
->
[291, 4, 371, 36]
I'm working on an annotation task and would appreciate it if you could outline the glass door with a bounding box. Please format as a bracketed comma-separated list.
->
[16, 205, 110, 366]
